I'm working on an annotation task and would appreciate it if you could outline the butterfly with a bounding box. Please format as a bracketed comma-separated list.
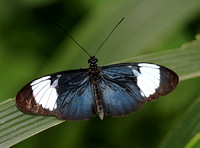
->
[16, 18, 179, 121]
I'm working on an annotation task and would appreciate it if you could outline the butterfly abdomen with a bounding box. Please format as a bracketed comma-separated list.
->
[93, 79, 104, 120]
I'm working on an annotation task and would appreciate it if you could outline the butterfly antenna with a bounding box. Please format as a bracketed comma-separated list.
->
[56, 24, 92, 57]
[94, 17, 124, 57]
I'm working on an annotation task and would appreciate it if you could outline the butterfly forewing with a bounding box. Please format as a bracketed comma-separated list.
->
[99, 62, 179, 117]
[16, 69, 97, 121]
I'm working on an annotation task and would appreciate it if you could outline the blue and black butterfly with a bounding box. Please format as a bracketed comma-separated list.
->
[16, 18, 179, 121]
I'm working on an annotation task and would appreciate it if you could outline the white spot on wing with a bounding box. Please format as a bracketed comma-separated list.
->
[31, 75, 60, 111]
[127, 66, 133, 68]
[31, 76, 50, 85]
[32, 80, 50, 103]
[44, 78, 60, 110]
[138, 63, 159, 68]
[39, 87, 53, 108]
[131, 63, 160, 97]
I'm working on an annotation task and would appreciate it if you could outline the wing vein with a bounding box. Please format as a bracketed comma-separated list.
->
[59, 74, 89, 108]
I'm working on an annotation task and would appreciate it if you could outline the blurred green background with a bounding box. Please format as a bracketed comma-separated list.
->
[0, 0, 200, 147]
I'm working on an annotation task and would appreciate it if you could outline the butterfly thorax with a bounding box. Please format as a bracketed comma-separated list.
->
[88, 56, 99, 77]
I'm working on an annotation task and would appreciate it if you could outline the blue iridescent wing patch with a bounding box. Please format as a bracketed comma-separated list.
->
[100, 63, 178, 117]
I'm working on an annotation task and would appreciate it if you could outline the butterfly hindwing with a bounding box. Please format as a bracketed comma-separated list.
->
[16, 69, 97, 121]
[100, 62, 178, 117]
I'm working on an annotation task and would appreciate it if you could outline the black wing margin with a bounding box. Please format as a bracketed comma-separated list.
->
[100, 62, 179, 117]
[16, 69, 97, 121]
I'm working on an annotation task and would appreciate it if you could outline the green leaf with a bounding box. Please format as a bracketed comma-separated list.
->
[185, 133, 200, 148]
[160, 94, 200, 148]
[0, 36, 200, 147]
[117, 35, 200, 81]
[0, 99, 62, 148]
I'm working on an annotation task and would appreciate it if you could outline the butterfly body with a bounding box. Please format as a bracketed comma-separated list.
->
[88, 57, 105, 119]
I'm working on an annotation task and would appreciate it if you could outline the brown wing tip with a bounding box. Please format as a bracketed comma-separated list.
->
[16, 86, 63, 120]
